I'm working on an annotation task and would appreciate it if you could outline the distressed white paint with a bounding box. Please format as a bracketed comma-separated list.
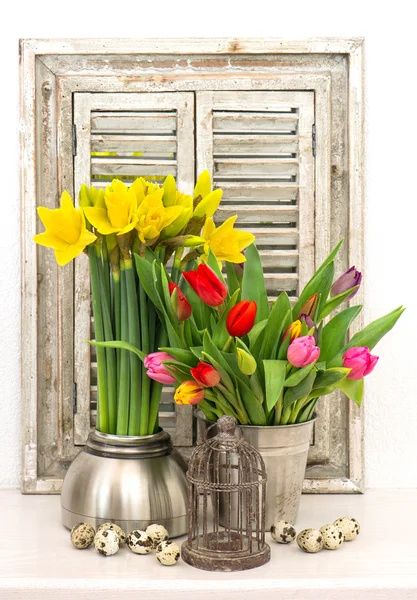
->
[1, 2, 416, 490]
[0, 489, 417, 598]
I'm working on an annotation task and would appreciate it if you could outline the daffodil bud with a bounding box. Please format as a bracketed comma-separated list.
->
[162, 174, 177, 207]
[236, 348, 257, 376]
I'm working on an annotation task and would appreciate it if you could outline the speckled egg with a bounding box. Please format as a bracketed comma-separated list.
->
[146, 524, 169, 549]
[94, 529, 120, 556]
[155, 541, 180, 566]
[270, 520, 297, 544]
[296, 528, 323, 553]
[333, 516, 360, 541]
[127, 530, 153, 554]
[319, 524, 344, 550]
[70, 522, 95, 549]
[96, 522, 127, 544]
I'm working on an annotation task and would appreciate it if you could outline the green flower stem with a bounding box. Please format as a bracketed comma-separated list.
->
[88, 245, 108, 433]
[217, 383, 249, 424]
[116, 267, 130, 435]
[139, 283, 150, 435]
[97, 254, 117, 434]
[148, 328, 168, 434]
[222, 336, 234, 352]
[170, 247, 183, 284]
[274, 390, 284, 425]
[280, 406, 292, 425]
[100, 238, 111, 301]
[198, 399, 220, 421]
[289, 396, 311, 424]
[124, 256, 142, 436]
[111, 267, 121, 385]
[205, 389, 241, 423]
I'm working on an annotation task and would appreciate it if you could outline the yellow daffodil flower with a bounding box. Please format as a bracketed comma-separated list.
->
[201, 216, 255, 263]
[192, 170, 222, 218]
[33, 191, 97, 266]
[135, 188, 182, 244]
[83, 179, 138, 236]
[130, 177, 160, 206]
[161, 191, 193, 239]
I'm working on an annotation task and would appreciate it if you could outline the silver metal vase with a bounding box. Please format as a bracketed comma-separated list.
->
[196, 411, 315, 528]
[61, 429, 188, 537]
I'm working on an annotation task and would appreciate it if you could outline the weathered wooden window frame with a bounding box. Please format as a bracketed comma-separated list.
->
[20, 38, 364, 493]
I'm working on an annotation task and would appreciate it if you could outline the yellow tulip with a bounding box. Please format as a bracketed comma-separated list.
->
[83, 179, 138, 236]
[193, 170, 222, 218]
[33, 191, 97, 266]
[174, 381, 205, 406]
[201, 216, 255, 263]
[135, 188, 182, 244]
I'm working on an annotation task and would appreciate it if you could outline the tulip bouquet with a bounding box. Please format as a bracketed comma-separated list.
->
[128, 240, 404, 426]
[33, 172, 254, 436]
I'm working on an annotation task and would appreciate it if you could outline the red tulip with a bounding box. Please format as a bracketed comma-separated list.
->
[168, 282, 192, 322]
[182, 264, 227, 307]
[226, 300, 257, 337]
[342, 347, 379, 380]
[190, 362, 221, 387]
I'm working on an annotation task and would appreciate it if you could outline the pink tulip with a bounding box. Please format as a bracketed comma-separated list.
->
[342, 347, 379, 380]
[144, 352, 177, 385]
[287, 335, 320, 368]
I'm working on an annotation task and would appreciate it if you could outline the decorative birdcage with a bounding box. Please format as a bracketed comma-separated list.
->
[181, 415, 270, 572]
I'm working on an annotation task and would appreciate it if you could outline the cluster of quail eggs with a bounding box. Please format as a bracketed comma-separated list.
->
[270, 516, 360, 554]
[70, 521, 180, 565]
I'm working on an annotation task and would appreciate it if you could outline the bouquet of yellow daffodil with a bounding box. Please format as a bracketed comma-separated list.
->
[33, 172, 254, 437]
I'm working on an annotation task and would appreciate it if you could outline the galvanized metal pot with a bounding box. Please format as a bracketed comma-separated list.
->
[196, 411, 315, 528]
[61, 429, 188, 537]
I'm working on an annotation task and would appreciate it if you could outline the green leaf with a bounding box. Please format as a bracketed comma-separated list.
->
[252, 294, 291, 364]
[225, 261, 241, 297]
[315, 262, 335, 320]
[318, 286, 360, 320]
[320, 305, 363, 363]
[207, 248, 226, 284]
[284, 362, 316, 387]
[292, 239, 344, 318]
[134, 255, 163, 311]
[201, 351, 235, 392]
[345, 306, 405, 351]
[88, 339, 146, 362]
[313, 367, 351, 389]
[307, 386, 335, 400]
[159, 347, 197, 366]
[264, 360, 287, 412]
[237, 379, 267, 425]
[241, 243, 269, 323]
[283, 371, 316, 410]
[277, 331, 291, 360]
[212, 289, 240, 347]
[248, 319, 267, 348]
[164, 365, 191, 384]
[190, 346, 204, 361]
[336, 377, 364, 406]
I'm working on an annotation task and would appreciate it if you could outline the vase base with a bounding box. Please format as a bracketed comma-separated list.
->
[61, 506, 188, 538]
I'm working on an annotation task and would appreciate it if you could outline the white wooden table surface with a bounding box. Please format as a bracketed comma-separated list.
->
[1, 489, 416, 600]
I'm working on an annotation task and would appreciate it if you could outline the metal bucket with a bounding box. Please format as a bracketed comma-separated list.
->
[61, 429, 188, 537]
[196, 411, 315, 528]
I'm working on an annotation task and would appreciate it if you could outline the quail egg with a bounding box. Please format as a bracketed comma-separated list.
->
[270, 520, 297, 544]
[96, 522, 127, 544]
[127, 530, 153, 554]
[70, 522, 95, 549]
[94, 528, 120, 556]
[155, 541, 180, 566]
[296, 528, 323, 553]
[333, 516, 360, 541]
[319, 524, 344, 550]
[146, 524, 169, 549]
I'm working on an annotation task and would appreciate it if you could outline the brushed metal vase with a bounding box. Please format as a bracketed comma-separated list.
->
[196, 411, 315, 528]
[61, 429, 188, 537]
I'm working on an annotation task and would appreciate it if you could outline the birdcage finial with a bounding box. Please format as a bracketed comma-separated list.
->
[217, 415, 237, 436]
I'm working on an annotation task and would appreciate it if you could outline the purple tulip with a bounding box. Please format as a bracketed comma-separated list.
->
[331, 266, 362, 299]
[342, 347, 379, 380]
[300, 314, 318, 344]
[144, 352, 177, 385]
[287, 336, 320, 368]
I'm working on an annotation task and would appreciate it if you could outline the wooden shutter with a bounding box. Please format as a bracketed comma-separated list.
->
[196, 91, 315, 300]
[71, 92, 195, 456]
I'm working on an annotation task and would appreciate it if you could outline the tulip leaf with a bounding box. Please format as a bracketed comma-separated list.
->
[190, 346, 204, 361]
[202, 332, 237, 388]
[87, 340, 146, 362]
[320, 305, 363, 363]
[225, 261, 241, 298]
[249, 371, 265, 404]
[253, 294, 291, 364]
[237, 379, 267, 425]
[211, 290, 240, 347]
[307, 386, 336, 400]
[201, 351, 235, 392]
[336, 377, 364, 407]
[284, 362, 316, 387]
[283, 371, 317, 410]
[344, 305, 406, 351]
[314, 262, 335, 320]
[159, 347, 197, 366]
[277, 328, 292, 360]
[318, 286, 360, 320]
[298, 398, 319, 422]
[207, 248, 227, 285]
[165, 365, 191, 384]
[292, 239, 343, 318]
[264, 360, 287, 412]
[134, 255, 164, 311]
[313, 367, 351, 389]
[241, 243, 269, 324]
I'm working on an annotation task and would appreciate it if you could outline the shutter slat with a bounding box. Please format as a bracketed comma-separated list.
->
[218, 182, 299, 200]
[91, 112, 176, 132]
[91, 160, 176, 177]
[91, 134, 176, 154]
[214, 112, 298, 132]
[214, 134, 298, 155]
[216, 205, 298, 224]
[214, 158, 298, 177]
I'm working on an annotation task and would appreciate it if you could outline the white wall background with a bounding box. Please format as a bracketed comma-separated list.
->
[1, 0, 416, 489]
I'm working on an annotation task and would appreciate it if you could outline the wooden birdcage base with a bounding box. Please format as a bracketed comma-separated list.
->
[181, 532, 270, 572]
